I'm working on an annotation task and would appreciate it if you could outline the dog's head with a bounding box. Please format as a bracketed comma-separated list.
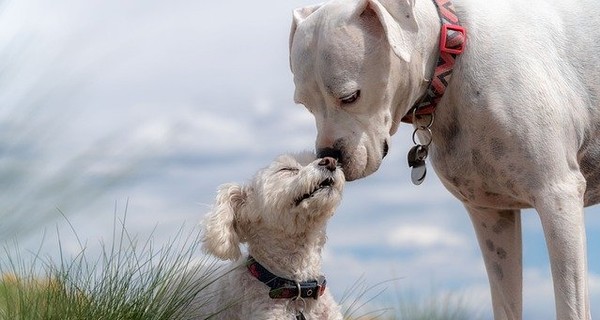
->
[201, 152, 345, 261]
[289, 0, 430, 181]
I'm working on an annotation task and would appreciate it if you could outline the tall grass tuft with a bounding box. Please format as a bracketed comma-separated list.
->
[390, 285, 482, 320]
[0, 208, 227, 320]
[339, 276, 482, 320]
[339, 276, 394, 320]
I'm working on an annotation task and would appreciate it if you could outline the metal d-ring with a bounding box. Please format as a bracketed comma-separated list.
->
[411, 110, 434, 147]
[292, 283, 306, 318]
[293, 282, 302, 301]
[412, 126, 433, 147]
[412, 107, 435, 127]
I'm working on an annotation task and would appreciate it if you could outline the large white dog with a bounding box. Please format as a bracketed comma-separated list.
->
[289, 0, 600, 319]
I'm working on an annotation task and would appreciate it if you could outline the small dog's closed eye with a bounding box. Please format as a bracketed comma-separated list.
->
[187, 151, 344, 320]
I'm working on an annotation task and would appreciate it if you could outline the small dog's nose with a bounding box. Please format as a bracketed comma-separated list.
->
[318, 157, 337, 172]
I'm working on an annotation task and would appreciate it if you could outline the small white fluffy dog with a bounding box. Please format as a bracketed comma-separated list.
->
[196, 152, 344, 320]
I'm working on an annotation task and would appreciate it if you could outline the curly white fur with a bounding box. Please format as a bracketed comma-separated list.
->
[189, 152, 344, 320]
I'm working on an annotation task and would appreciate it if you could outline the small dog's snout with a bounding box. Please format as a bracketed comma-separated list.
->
[318, 157, 337, 172]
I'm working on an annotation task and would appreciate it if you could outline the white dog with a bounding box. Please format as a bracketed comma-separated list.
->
[197, 152, 344, 320]
[289, 0, 600, 319]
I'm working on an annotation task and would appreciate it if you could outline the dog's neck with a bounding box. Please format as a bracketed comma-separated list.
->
[414, 0, 453, 88]
[390, 0, 448, 131]
[246, 226, 327, 281]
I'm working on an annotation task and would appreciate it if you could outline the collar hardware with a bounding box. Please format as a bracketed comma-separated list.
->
[246, 256, 327, 300]
[440, 24, 466, 55]
[404, 0, 466, 185]
[401, 0, 466, 124]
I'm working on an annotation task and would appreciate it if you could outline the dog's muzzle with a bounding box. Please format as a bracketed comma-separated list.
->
[317, 140, 389, 164]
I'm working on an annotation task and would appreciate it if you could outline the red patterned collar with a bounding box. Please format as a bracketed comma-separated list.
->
[246, 256, 327, 300]
[402, 0, 466, 124]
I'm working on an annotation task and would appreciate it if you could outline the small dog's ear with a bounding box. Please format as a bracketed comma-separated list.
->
[201, 183, 246, 261]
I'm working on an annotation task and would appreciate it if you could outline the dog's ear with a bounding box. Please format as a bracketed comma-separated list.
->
[201, 183, 247, 261]
[289, 4, 322, 67]
[362, 0, 418, 62]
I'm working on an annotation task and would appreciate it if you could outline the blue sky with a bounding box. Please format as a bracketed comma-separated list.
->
[1, 0, 600, 318]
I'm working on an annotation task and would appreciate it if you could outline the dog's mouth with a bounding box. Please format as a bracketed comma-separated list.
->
[294, 177, 335, 206]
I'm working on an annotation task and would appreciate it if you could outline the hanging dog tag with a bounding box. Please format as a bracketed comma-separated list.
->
[292, 297, 307, 320]
[407, 145, 428, 167]
[411, 164, 427, 185]
[407, 145, 428, 185]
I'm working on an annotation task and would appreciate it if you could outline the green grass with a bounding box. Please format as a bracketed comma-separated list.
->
[0, 211, 482, 320]
[391, 287, 481, 320]
[0, 210, 229, 320]
[339, 276, 482, 320]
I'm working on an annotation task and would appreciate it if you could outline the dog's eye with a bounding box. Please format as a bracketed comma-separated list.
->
[340, 90, 360, 105]
[278, 168, 299, 174]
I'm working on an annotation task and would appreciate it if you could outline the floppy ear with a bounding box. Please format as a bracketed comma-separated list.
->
[363, 0, 418, 62]
[201, 183, 247, 261]
[289, 4, 322, 65]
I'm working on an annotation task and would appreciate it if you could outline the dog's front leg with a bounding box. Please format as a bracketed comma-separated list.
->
[467, 207, 522, 320]
[535, 182, 591, 320]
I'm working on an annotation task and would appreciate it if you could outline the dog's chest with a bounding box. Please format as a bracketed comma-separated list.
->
[431, 153, 530, 209]
[426, 119, 600, 209]
[425, 127, 533, 209]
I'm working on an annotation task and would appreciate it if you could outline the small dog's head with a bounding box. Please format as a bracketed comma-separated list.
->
[201, 152, 345, 261]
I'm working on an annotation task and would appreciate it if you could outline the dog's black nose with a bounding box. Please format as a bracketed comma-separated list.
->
[382, 140, 389, 159]
[317, 147, 341, 161]
[318, 157, 337, 172]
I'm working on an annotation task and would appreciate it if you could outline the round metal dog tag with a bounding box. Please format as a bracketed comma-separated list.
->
[411, 164, 427, 185]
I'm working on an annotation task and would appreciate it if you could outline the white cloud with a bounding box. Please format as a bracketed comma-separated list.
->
[388, 225, 469, 249]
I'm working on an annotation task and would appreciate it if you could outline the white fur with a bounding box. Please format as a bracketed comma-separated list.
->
[192, 152, 344, 320]
[289, 0, 600, 319]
